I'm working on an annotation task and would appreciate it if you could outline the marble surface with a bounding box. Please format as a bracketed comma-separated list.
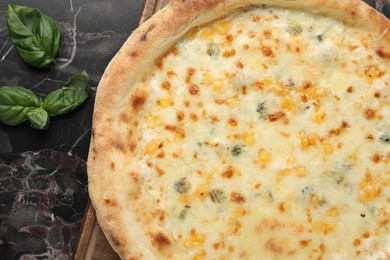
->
[0, 0, 143, 259]
[0, 0, 389, 259]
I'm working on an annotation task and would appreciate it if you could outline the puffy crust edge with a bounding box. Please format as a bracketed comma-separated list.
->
[87, 0, 390, 259]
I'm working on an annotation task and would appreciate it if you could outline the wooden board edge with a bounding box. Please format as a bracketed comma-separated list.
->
[74, 200, 97, 260]
[139, 0, 170, 24]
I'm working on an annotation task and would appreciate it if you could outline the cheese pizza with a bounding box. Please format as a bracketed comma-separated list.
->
[88, 0, 390, 259]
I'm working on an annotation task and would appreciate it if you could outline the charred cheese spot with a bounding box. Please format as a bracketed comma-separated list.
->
[221, 165, 235, 178]
[228, 118, 238, 126]
[230, 192, 246, 203]
[372, 153, 382, 163]
[188, 84, 200, 95]
[365, 108, 376, 120]
[328, 121, 349, 136]
[161, 81, 171, 91]
[268, 111, 286, 122]
[186, 67, 197, 84]
[165, 125, 185, 139]
[131, 94, 146, 112]
[223, 49, 236, 57]
[226, 34, 234, 43]
[176, 111, 185, 121]
[152, 232, 171, 250]
[347, 86, 355, 93]
[261, 46, 274, 57]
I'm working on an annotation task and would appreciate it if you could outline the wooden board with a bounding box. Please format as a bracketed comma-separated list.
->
[139, 0, 171, 25]
[73, 1, 170, 259]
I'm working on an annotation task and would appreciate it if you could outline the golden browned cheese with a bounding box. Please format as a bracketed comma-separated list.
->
[138, 7, 390, 259]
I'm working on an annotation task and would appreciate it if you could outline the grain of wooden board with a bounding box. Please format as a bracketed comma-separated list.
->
[74, 0, 170, 259]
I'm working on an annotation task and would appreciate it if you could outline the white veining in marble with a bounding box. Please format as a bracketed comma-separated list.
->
[0, 37, 9, 53]
[56, 57, 70, 63]
[69, 0, 74, 13]
[78, 30, 126, 44]
[59, 7, 81, 69]
[0, 11, 13, 61]
[67, 127, 91, 156]
[0, 45, 13, 61]
[30, 77, 66, 90]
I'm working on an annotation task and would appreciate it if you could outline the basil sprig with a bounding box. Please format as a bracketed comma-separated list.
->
[2, 5, 90, 130]
[6, 4, 60, 68]
[0, 71, 90, 130]
[43, 71, 90, 116]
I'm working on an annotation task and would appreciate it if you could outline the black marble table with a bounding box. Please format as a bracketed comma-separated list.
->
[0, 0, 143, 259]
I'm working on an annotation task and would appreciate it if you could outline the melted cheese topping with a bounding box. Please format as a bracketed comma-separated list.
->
[137, 6, 390, 259]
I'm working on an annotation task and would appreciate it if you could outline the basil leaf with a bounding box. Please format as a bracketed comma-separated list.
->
[26, 107, 50, 130]
[0, 86, 41, 126]
[6, 4, 60, 68]
[43, 70, 90, 116]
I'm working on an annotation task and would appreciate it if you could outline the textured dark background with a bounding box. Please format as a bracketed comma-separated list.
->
[0, 0, 144, 159]
[0, 0, 143, 259]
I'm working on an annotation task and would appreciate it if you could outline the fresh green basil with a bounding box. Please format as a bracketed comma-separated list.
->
[0, 70, 89, 130]
[43, 70, 90, 116]
[0, 86, 41, 126]
[3, 4, 89, 130]
[26, 107, 50, 130]
[6, 4, 60, 68]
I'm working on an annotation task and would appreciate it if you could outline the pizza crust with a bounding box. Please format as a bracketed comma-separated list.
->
[88, 0, 390, 259]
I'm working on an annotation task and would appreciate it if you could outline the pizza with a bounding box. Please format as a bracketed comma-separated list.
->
[87, 0, 390, 259]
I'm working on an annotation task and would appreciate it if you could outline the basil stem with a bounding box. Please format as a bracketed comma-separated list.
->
[6, 4, 61, 68]
[0, 86, 41, 126]
[43, 70, 90, 116]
